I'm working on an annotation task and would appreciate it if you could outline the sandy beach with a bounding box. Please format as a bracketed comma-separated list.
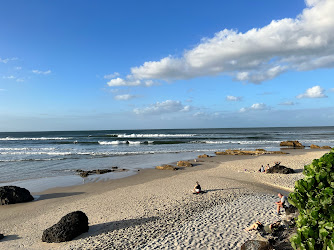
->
[0, 149, 329, 249]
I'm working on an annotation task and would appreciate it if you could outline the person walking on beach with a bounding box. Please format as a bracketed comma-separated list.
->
[275, 193, 290, 214]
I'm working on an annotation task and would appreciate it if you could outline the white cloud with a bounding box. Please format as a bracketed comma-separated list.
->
[226, 95, 242, 101]
[107, 77, 141, 87]
[0, 89, 6, 91]
[279, 101, 295, 105]
[0, 57, 17, 63]
[330, 88, 334, 92]
[2, 75, 16, 79]
[108, 0, 334, 86]
[134, 100, 192, 115]
[104, 72, 120, 79]
[114, 94, 136, 101]
[240, 103, 269, 112]
[296, 85, 327, 98]
[32, 69, 51, 75]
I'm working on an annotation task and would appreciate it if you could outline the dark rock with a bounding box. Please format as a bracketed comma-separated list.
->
[266, 164, 295, 174]
[0, 186, 34, 205]
[0, 234, 4, 240]
[240, 240, 272, 250]
[79, 171, 89, 177]
[77, 168, 126, 177]
[42, 211, 89, 243]
[280, 141, 304, 148]
[285, 205, 297, 215]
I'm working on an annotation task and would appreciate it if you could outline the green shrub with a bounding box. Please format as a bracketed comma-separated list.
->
[289, 148, 334, 250]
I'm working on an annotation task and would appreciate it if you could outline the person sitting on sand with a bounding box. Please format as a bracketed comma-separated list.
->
[245, 220, 281, 234]
[265, 164, 270, 172]
[275, 193, 290, 214]
[259, 165, 265, 172]
[193, 181, 203, 194]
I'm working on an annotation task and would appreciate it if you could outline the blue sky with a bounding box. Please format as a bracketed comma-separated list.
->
[0, 0, 333, 131]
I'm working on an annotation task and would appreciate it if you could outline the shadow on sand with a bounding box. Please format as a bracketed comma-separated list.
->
[77, 216, 159, 240]
[36, 192, 85, 201]
[0, 234, 21, 242]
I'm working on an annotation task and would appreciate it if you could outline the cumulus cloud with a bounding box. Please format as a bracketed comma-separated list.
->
[32, 69, 51, 75]
[226, 95, 242, 101]
[296, 85, 327, 98]
[240, 103, 270, 112]
[134, 100, 192, 115]
[107, 0, 334, 86]
[114, 94, 136, 100]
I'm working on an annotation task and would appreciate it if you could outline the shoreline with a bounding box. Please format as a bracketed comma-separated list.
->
[0, 149, 330, 249]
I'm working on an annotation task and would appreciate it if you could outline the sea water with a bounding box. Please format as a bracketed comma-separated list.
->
[0, 127, 333, 192]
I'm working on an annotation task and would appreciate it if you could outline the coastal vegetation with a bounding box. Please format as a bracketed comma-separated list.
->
[289, 149, 334, 250]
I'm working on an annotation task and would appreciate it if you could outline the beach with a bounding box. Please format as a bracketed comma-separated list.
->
[0, 149, 330, 249]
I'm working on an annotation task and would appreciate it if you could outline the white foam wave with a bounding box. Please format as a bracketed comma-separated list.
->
[114, 133, 196, 138]
[0, 137, 72, 141]
[0, 151, 73, 156]
[98, 140, 145, 145]
[98, 141, 128, 145]
[193, 140, 282, 144]
[0, 147, 56, 151]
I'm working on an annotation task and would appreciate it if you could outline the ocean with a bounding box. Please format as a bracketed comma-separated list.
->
[1, 126, 333, 192]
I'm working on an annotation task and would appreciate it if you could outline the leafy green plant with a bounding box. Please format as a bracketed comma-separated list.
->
[289, 148, 334, 250]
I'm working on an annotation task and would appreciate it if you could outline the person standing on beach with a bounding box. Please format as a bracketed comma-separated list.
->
[275, 193, 290, 214]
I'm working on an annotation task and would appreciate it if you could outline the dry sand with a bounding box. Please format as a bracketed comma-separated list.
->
[0, 149, 329, 249]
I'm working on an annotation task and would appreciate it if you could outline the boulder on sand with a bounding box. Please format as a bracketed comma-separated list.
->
[0, 234, 4, 240]
[42, 211, 89, 243]
[156, 165, 178, 170]
[177, 161, 193, 167]
[241, 240, 271, 250]
[0, 186, 34, 205]
[198, 154, 210, 158]
[266, 163, 295, 174]
[280, 141, 304, 148]
[310, 144, 331, 149]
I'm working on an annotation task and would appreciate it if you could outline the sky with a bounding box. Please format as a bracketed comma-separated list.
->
[0, 0, 334, 132]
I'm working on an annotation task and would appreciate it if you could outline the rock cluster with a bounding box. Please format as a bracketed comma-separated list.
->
[198, 154, 210, 158]
[76, 167, 127, 177]
[310, 144, 331, 149]
[266, 163, 295, 174]
[42, 211, 89, 243]
[279, 141, 304, 148]
[0, 186, 34, 205]
[215, 149, 287, 156]
[240, 240, 271, 250]
[177, 161, 193, 167]
[155, 165, 178, 170]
